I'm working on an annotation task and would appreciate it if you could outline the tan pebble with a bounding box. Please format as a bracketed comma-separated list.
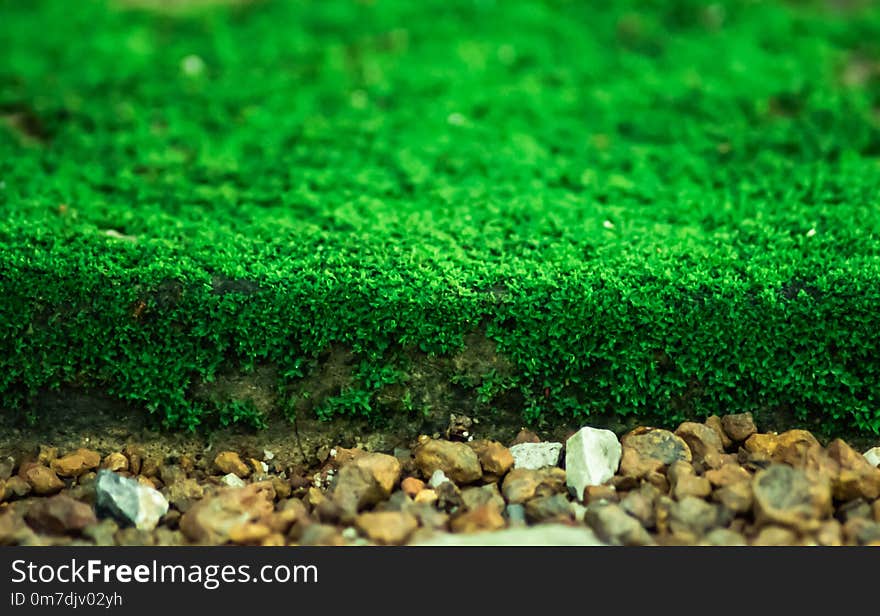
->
[401, 477, 425, 497]
[101, 453, 129, 472]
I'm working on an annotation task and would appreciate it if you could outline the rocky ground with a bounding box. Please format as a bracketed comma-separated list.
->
[1, 412, 879, 546]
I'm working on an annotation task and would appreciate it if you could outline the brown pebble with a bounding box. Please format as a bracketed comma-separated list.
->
[101, 453, 129, 472]
[401, 477, 425, 498]
[721, 413, 757, 442]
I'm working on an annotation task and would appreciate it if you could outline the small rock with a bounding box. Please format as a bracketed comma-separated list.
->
[428, 469, 450, 489]
[416, 524, 606, 546]
[180, 482, 275, 544]
[705, 415, 732, 450]
[101, 453, 129, 473]
[584, 502, 653, 546]
[0, 456, 16, 480]
[621, 427, 692, 465]
[667, 496, 726, 541]
[743, 433, 778, 458]
[221, 473, 246, 488]
[837, 498, 873, 523]
[713, 481, 753, 514]
[446, 413, 474, 441]
[213, 452, 250, 478]
[331, 453, 402, 515]
[671, 473, 712, 501]
[565, 426, 622, 501]
[298, 524, 345, 546]
[414, 439, 482, 485]
[115, 527, 155, 546]
[864, 447, 880, 468]
[752, 464, 831, 532]
[450, 504, 506, 533]
[435, 480, 464, 512]
[509, 442, 563, 470]
[25, 496, 97, 535]
[815, 520, 843, 546]
[705, 464, 751, 488]
[51, 449, 101, 478]
[525, 494, 572, 523]
[164, 478, 204, 513]
[675, 422, 723, 463]
[414, 489, 438, 505]
[752, 526, 799, 546]
[620, 485, 658, 529]
[618, 447, 663, 479]
[0, 510, 35, 545]
[843, 518, 880, 545]
[582, 484, 618, 504]
[506, 503, 527, 526]
[700, 528, 747, 546]
[95, 470, 169, 531]
[772, 430, 823, 468]
[461, 483, 505, 512]
[401, 477, 425, 497]
[826, 439, 880, 501]
[501, 468, 567, 504]
[355, 511, 418, 545]
[721, 412, 757, 442]
[467, 440, 514, 477]
[228, 522, 272, 545]
[6, 476, 31, 498]
[37, 446, 59, 465]
[874, 499, 880, 523]
[83, 519, 119, 546]
[511, 429, 541, 445]
[23, 465, 65, 495]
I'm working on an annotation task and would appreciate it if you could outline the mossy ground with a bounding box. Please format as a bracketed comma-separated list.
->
[2, 0, 880, 436]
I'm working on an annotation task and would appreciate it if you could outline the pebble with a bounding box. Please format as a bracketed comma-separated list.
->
[826, 439, 880, 501]
[179, 482, 275, 544]
[565, 426, 622, 501]
[355, 511, 418, 545]
[331, 453, 402, 515]
[621, 427, 692, 465]
[467, 440, 514, 477]
[23, 464, 65, 495]
[414, 439, 482, 485]
[221, 473, 246, 488]
[509, 442, 563, 470]
[401, 477, 425, 497]
[752, 464, 831, 532]
[101, 453, 129, 472]
[524, 494, 572, 523]
[501, 467, 567, 504]
[674, 422, 723, 463]
[95, 470, 169, 531]
[864, 447, 880, 468]
[461, 483, 505, 512]
[450, 504, 506, 533]
[584, 502, 654, 546]
[25, 495, 97, 535]
[721, 412, 757, 442]
[51, 449, 101, 478]
[213, 452, 251, 478]
[428, 469, 450, 489]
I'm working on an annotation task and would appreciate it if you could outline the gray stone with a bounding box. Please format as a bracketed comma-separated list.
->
[428, 469, 450, 489]
[95, 470, 169, 531]
[415, 524, 607, 546]
[565, 427, 622, 500]
[864, 447, 880, 468]
[584, 502, 653, 546]
[509, 442, 563, 470]
[505, 504, 527, 526]
[220, 473, 246, 488]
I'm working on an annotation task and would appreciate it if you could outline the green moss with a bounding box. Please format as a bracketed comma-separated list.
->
[2, 0, 880, 434]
